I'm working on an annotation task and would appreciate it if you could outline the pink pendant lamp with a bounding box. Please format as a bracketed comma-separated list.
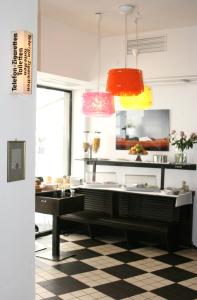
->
[106, 5, 144, 97]
[82, 92, 114, 116]
[82, 13, 115, 117]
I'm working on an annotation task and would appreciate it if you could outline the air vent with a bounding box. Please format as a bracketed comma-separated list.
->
[128, 35, 167, 54]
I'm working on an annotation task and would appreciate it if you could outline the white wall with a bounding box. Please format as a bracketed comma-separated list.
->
[0, 1, 37, 300]
[100, 26, 197, 81]
[71, 26, 197, 246]
[38, 22, 197, 82]
[38, 15, 97, 81]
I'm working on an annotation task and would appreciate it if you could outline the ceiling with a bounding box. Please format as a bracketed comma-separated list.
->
[39, 0, 197, 36]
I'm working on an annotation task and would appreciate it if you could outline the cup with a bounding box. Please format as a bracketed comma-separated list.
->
[153, 155, 168, 163]
[70, 189, 75, 197]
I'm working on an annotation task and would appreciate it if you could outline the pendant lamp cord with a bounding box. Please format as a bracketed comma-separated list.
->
[124, 13, 128, 68]
[96, 12, 101, 92]
[135, 15, 139, 68]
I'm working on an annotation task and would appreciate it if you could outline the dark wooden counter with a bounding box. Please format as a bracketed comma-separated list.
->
[61, 187, 194, 251]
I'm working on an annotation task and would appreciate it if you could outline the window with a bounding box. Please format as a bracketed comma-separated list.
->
[35, 86, 72, 232]
[36, 86, 72, 178]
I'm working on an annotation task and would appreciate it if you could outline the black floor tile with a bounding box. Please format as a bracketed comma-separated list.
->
[74, 238, 105, 248]
[39, 276, 88, 295]
[63, 248, 101, 260]
[155, 253, 192, 265]
[114, 241, 144, 250]
[103, 264, 145, 279]
[36, 234, 197, 300]
[154, 283, 197, 300]
[54, 261, 94, 275]
[109, 250, 146, 263]
[154, 266, 195, 282]
[95, 280, 145, 299]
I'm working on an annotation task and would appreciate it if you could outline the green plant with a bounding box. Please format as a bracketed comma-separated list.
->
[126, 122, 135, 128]
[169, 130, 197, 151]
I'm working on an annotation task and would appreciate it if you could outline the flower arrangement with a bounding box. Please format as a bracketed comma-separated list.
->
[169, 130, 197, 151]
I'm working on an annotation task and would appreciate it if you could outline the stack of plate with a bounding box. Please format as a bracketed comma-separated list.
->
[84, 182, 120, 188]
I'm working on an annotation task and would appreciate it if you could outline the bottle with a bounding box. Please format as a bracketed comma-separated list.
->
[181, 181, 189, 193]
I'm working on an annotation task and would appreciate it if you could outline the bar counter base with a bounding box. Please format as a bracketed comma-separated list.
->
[35, 242, 47, 252]
[35, 250, 75, 262]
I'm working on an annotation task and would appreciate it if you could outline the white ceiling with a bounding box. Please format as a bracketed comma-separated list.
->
[39, 0, 197, 36]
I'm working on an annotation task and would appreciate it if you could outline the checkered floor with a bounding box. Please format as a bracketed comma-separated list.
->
[35, 234, 197, 300]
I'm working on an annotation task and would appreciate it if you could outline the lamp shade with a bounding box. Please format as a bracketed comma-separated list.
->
[82, 92, 115, 117]
[119, 85, 153, 109]
[106, 68, 144, 96]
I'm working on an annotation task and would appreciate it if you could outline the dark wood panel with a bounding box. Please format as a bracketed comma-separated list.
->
[82, 188, 113, 215]
[118, 192, 177, 222]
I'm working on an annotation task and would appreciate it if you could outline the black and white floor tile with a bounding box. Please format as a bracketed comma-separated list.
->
[35, 234, 197, 300]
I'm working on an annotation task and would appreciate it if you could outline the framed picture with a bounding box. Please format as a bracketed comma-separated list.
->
[7, 141, 26, 182]
[116, 109, 170, 151]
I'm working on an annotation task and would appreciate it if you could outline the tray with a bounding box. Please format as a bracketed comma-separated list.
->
[125, 185, 160, 193]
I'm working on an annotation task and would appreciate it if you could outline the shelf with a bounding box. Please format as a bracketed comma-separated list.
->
[85, 159, 196, 170]
[61, 210, 168, 233]
[77, 158, 196, 190]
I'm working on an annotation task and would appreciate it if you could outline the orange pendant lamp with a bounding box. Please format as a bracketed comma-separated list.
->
[82, 13, 115, 117]
[106, 5, 144, 97]
[119, 14, 153, 109]
[106, 68, 144, 96]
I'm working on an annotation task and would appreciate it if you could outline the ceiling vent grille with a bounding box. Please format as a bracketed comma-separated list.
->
[127, 35, 167, 54]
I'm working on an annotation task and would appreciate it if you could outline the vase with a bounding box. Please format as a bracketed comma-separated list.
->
[175, 149, 187, 164]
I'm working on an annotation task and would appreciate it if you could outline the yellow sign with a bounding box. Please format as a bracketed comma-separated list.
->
[11, 31, 32, 95]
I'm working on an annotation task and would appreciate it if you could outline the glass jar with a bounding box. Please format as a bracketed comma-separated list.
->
[83, 131, 90, 158]
[175, 149, 187, 164]
[92, 131, 101, 157]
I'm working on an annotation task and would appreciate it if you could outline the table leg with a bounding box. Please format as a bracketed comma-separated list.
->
[36, 215, 74, 261]
[160, 166, 165, 190]
[52, 215, 60, 258]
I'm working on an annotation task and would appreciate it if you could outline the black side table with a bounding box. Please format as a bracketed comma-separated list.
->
[35, 190, 84, 261]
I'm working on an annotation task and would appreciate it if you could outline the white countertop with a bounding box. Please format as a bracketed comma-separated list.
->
[76, 184, 193, 207]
